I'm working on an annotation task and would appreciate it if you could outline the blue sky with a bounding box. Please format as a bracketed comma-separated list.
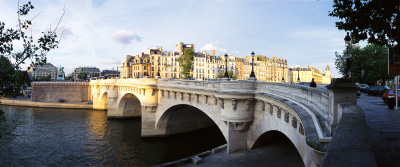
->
[0, 0, 362, 78]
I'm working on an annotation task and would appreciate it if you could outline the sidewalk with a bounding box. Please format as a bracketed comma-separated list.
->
[182, 133, 304, 167]
[357, 93, 400, 167]
[0, 96, 93, 109]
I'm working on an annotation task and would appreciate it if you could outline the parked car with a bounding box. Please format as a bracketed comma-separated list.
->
[58, 99, 67, 102]
[382, 89, 400, 104]
[357, 84, 370, 92]
[365, 85, 390, 96]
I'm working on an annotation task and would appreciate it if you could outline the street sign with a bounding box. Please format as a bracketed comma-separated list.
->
[388, 48, 400, 75]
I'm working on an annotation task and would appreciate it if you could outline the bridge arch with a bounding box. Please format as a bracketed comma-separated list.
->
[99, 92, 108, 110]
[252, 130, 304, 166]
[116, 93, 142, 117]
[156, 104, 226, 140]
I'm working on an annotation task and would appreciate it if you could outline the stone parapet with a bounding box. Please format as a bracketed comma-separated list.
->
[31, 82, 90, 103]
[322, 102, 376, 167]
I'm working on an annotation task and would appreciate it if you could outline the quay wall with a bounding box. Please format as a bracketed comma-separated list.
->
[31, 82, 90, 103]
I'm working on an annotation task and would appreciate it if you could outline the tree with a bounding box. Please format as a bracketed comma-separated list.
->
[77, 72, 87, 81]
[335, 44, 391, 85]
[217, 71, 237, 80]
[43, 74, 51, 81]
[0, 1, 63, 98]
[329, 0, 399, 50]
[178, 48, 194, 79]
[0, 56, 31, 97]
[228, 70, 237, 80]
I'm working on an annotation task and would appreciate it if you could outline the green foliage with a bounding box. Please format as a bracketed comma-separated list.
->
[335, 44, 391, 85]
[217, 71, 237, 80]
[43, 74, 51, 81]
[77, 72, 87, 80]
[228, 70, 237, 80]
[329, 0, 399, 50]
[0, 1, 62, 98]
[92, 73, 99, 77]
[178, 48, 194, 79]
[217, 72, 223, 78]
[65, 75, 72, 80]
[0, 56, 31, 98]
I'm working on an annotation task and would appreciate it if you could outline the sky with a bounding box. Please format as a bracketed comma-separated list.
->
[0, 0, 366, 78]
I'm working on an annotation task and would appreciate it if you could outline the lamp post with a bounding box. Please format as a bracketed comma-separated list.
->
[281, 65, 285, 83]
[344, 32, 352, 79]
[297, 67, 301, 83]
[222, 53, 230, 80]
[112, 67, 114, 79]
[117, 66, 119, 78]
[249, 51, 257, 81]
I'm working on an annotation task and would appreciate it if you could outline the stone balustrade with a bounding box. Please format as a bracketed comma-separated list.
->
[86, 78, 365, 167]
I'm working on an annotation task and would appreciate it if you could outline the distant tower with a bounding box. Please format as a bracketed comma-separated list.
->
[325, 64, 331, 76]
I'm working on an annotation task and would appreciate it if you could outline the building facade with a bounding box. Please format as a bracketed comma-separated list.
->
[118, 42, 292, 82]
[288, 65, 331, 84]
[72, 66, 100, 81]
[27, 63, 58, 80]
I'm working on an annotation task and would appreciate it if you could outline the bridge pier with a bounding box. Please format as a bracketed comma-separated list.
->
[219, 96, 255, 153]
[141, 105, 166, 137]
[227, 122, 249, 153]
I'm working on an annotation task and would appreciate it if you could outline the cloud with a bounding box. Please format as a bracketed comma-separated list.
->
[201, 41, 227, 53]
[55, 25, 73, 39]
[102, 58, 121, 65]
[111, 30, 142, 44]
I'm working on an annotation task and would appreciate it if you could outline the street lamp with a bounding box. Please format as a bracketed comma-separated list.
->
[249, 51, 257, 81]
[112, 67, 114, 79]
[297, 67, 301, 83]
[281, 64, 285, 83]
[344, 32, 352, 79]
[222, 53, 229, 80]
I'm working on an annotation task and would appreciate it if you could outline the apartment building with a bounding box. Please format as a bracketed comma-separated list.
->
[288, 65, 331, 84]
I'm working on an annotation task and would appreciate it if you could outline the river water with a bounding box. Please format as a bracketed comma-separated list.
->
[0, 105, 226, 166]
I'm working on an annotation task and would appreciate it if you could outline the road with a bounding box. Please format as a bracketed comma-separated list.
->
[357, 92, 400, 167]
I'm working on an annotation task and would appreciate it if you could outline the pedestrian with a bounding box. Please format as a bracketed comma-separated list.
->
[310, 78, 317, 88]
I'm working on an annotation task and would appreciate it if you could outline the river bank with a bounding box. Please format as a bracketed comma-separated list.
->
[0, 96, 92, 109]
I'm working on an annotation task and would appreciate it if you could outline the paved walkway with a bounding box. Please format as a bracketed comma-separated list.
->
[182, 133, 304, 167]
[0, 96, 92, 109]
[357, 93, 400, 167]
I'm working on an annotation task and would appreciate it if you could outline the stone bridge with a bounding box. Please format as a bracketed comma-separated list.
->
[89, 78, 360, 167]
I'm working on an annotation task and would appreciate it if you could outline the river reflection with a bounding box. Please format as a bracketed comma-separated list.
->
[0, 105, 226, 166]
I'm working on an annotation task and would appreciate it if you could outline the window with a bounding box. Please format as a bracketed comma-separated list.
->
[144, 66, 147, 70]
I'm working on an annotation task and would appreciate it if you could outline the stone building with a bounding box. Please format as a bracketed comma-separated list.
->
[117, 42, 293, 82]
[72, 66, 100, 81]
[235, 57, 245, 80]
[148, 47, 163, 78]
[160, 51, 181, 79]
[132, 53, 152, 78]
[101, 69, 119, 79]
[175, 42, 195, 55]
[287, 65, 331, 84]
[27, 63, 58, 80]
[120, 55, 134, 79]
